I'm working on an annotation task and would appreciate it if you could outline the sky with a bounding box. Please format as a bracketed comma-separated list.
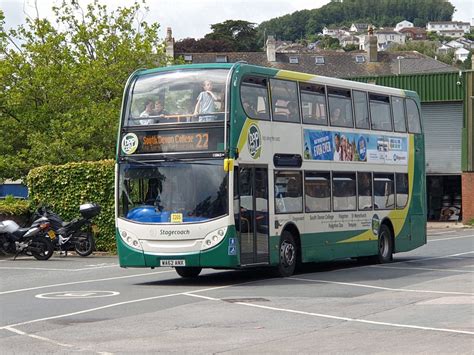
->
[1, 0, 473, 40]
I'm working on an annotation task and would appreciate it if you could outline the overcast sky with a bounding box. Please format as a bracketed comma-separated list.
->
[1, 0, 473, 40]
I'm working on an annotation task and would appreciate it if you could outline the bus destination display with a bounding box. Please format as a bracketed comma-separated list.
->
[121, 128, 224, 155]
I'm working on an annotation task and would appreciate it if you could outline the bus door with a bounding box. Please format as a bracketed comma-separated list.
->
[237, 166, 269, 265]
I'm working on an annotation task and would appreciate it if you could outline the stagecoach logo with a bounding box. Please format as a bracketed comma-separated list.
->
[247, 124, 262, 159]
[121, 133, 139, 155]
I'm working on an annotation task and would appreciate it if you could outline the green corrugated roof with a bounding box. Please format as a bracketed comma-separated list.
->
[348, 71, 464, 102]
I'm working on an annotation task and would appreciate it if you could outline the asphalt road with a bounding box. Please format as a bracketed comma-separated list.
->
[1, 227, 473, 354]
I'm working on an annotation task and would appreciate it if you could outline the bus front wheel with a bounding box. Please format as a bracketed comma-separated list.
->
[175, 267, 202, 278]
[276, 231, 297, 277]
[374, 224, 393, 263]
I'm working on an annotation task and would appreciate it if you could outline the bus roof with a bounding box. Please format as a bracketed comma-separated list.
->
[133, 63, 418, 99]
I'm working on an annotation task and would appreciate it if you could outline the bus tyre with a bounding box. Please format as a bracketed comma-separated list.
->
[175, 267, 202, 278]
[375, 224, 393, 263]
[276, 231, 297, 277]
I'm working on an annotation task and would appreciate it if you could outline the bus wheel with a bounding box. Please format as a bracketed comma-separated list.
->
[175, 267, 202, 278]
[276, 231, 297, 277]
[375, 224, 393, 263]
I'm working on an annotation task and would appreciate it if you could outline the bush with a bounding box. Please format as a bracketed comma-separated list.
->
[0, 195, 31, 216]
[27, 160, 116, 252]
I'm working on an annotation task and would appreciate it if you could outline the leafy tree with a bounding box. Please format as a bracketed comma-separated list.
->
[317, 35, 342, 50]
[0, 1, 168, 180]
[175, 38, 234, 53]
[205, 20, 261, 52]
[258, 0, 455, 41]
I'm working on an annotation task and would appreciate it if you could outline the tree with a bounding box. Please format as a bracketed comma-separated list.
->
[205, 20, 261, 52]
[0, 1, 168, 180]
[175, 38, 234, 53]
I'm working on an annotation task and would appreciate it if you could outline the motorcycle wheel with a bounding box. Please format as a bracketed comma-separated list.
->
[74, 232, 94, 257]
[30, 237, 54, 260]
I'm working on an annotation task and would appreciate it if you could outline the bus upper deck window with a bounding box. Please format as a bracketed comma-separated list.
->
[241, 76, 270, 120]
[406, 98, 422, 134]
[328, 87, 353, 128]
[300, 83, 327, 126]
[370, 94, 392, 131]
[392, 96, 407, 133]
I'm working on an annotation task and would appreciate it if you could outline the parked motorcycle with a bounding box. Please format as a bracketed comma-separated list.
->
[34, 203, 100, 257]
[0, 216, 54, 260]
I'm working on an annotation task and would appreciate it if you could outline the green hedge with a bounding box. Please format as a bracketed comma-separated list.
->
[0, 195, 31, 215]
[27, 160, 116, 252]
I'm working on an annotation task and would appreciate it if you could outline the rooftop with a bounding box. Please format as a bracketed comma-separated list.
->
[176, 50, 457, 78]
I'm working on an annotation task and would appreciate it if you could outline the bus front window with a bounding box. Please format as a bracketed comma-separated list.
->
[118, 160, 228, 223]
[128, 69, 229, 126]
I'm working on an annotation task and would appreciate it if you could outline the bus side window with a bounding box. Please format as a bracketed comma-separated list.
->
[332, 172, 356, 211]
[305, 171, 331, 212]
[370, 94, 392, 131]
[396, 173, 409, 209]
[274, 171, 303, 214]
[392, 96, 407, 133]
[328, 87, 353, 128]
[357, 172, 372, 210]
[241, 76, 270, 120]
[406, 98, 422, 134]
[270, 79, 300, 123]
[373, 173, 395, 210]
[353, 90, 370, 129]
[300, 83, 327, 125]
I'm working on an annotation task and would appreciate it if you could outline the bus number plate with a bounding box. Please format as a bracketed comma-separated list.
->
[160, 259, 185, 267]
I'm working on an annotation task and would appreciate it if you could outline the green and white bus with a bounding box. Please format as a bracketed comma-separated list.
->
[115, 63, 426, 278]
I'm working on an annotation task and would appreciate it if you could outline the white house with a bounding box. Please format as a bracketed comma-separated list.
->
[427, 21, 470, 34]
[350, 23, 369, 33]
[322, 27, 350, 37]
[446, 40, 464, 49]
[437, 44, 454, 54]
[370, 30, 406, 51]
[454, 47, 470, 62]
[395, 20, 413, 32]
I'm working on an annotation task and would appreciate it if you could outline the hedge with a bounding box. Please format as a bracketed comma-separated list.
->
[0, 195, 30, 216]
[27, 159, 116, 252]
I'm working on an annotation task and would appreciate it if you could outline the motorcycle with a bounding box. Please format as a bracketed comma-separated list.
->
[0, 216, 55, 260]
[34, 203, 101, 257]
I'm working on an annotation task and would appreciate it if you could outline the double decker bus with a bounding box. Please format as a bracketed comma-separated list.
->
[115, 63, 426, 278]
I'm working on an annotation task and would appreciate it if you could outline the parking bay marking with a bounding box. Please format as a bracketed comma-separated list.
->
[185, 293, 474, 336]
[36, 291, 120, 299]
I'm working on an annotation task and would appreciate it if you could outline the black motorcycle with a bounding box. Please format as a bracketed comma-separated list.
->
[34, 203, 101, 257]
[0, 216, 54, 260]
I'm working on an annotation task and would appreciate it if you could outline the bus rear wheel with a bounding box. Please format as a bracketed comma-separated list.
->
[276, 231, 297, 277]
[373, 224, 393, 263]
[175, 267, 202, 278]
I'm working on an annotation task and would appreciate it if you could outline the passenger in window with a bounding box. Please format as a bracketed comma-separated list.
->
[152, 99, 167, 117]
[139, 99, 155, 125]
[243, 101, 257, 117]
[287, 101, 299, 121]
[194, 80, 217, 122]
[330, 107, 344, 126]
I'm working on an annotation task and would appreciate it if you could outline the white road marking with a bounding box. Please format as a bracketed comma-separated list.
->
[4, 326, 74, 348]
[395, 251, 474, 265]
[0, 284, 236, 329]
[429, 234, 474, 242]
[0, 264, 118, 272]
[36, 291, 120, 299]
[184, 293, 474, 336]
[288, 277, 473, 295]
[371, 265, 474, 273]
[427, 231, 454, 236]
[0, 270, 175, 295]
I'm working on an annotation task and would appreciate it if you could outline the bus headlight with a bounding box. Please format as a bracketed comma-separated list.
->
[119, 229, 143, 251]
[201, 227, 227, 251]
